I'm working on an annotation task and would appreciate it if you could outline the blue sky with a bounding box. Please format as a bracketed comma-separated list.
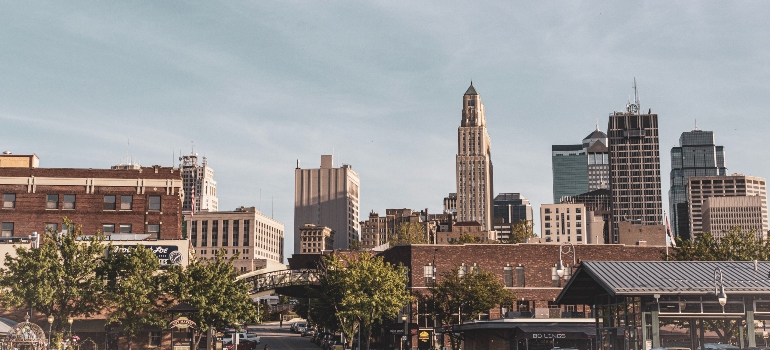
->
[2, 2, 769, 256]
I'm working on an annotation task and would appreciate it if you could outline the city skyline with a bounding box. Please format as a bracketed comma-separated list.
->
[2, 3, 770, 255]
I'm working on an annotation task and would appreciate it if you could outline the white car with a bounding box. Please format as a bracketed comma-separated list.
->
[222, 332, 261, 345]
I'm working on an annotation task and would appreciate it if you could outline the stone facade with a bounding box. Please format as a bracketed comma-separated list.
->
[0, 166, 183, 239]
[298, 223, 334, 253]
[687, 174, 767, 239]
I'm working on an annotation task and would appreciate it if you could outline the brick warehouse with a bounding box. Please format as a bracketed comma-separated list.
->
[0, 166, 183, 239]
[376, 243, 667, 349]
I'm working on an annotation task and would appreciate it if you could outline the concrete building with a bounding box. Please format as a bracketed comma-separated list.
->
[442, 193, 457, 218]
[179, 153, 218, 213]
[456, 83, 494, 231]
[298, 224, 334, 254]
[0, 161, 183, 239]
[615, 221, 666, 246]
[436, 221, 496, 244]
[668, 129, 727, 240]
[688, 174, 767, 238]
[584, 126, 610, 191]
[492, 193, 533, 242]
[607, 82, 663, 243]
[359, 208, 435, 248]
[551, 145, 587, 203]
[185, 206, 284, 272]
[540, 203, 588, 243]
[561, 189, 611, 244]
[294, 155, 360, 252]
[702, 196, 764, 239]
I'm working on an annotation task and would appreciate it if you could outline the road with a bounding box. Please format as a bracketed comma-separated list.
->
[251, 322, 319, 350]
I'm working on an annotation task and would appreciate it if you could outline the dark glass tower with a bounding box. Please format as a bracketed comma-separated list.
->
[669, 129, 727, 240]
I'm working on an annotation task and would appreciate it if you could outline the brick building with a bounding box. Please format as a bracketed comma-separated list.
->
[0, 165, 183, 239]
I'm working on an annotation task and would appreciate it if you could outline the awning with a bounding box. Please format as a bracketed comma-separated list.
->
[515, 325, 595, 339]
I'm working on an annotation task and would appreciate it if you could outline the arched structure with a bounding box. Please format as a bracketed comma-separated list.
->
[4, 314, 47, 350]
[238, 269, 321, 298]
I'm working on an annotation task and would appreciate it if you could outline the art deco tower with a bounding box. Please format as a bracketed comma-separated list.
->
[456, 83, 494, 231]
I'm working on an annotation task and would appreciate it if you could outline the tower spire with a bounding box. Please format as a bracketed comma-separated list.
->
[464, 81, 478, 95]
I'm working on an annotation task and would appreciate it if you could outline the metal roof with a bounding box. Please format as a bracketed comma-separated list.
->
[557, 261, 770, 304]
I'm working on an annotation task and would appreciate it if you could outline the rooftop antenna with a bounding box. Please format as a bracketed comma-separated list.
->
[272, 196, 274, 218]
[633, 77, 640, 108]
[596, 119, 600, 131]
[694, 119, 700, 131]
[191, 141, 195, 155]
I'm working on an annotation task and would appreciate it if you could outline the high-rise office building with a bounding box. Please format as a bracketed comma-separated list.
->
[492, 193, 533, 241]
[687, 174, 767, 239]
[702, 196, 764, 239]
[456, 83, 494, 231]
[561, 189, 611, 243]
[552, 125, 609, 203]
[607, 81, 663, 243]
[668, 129, 727, 240]
[294, 155, 360, 252]
[180, 153, 218, 213]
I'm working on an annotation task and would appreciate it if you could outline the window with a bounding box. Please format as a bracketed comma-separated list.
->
[515, 265, 525, 287]
[120, 196, 132, 210]
[149, 331, 161, 347]
[46, 194, 58, 209]
[1, 222, 13, 236]
[423, 264, 435, 286]
[147, 224, 160, 239]
[458, 264, 466, 277]
[63, 194, 76, 209]
[3, 194, 16, 209]
[103, 195, 116, 210]
[119, 224, 132, 233]
[102, 224, 115, 234]
[503, 266, 513, 287]
[45, 223, 58, 232]
[148, 196, 161, 211]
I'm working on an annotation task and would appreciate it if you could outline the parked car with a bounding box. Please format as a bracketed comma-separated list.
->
[222, 332, 260, 346]
[225, 339, 259, 350]
[301, 326, 316, 337]
[294, 322, 307, 334]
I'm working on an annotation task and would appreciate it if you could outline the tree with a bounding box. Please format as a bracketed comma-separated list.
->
[451, 233, 478, 244]
[671, 227, 770, 343]
[417, 266, 514, 350]
[388, 222, 428, 245]
[102, 245, 171, 350]
[166, 249, 258, 350]
[319, 252, 412, 350]
[0, 218, 108, 334]
[502, 220, 537, 244]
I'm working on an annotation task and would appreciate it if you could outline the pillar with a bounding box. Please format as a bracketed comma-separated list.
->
[651, 309, 660, 348]
[739, 322, 744, 349]
[690, 318, 697, 350]
[699, 319, 705, 350]
[748, 310, 756, 347]
[641, 312, 648, 349]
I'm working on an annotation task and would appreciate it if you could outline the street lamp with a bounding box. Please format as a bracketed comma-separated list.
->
[714, 267, 727, 307]
[401, 314, 407, 350]
[67, 316, 74, 335]
[556, 242, 576, 279]
[47, 315, 54, 346]
[432, 248, 437, 350]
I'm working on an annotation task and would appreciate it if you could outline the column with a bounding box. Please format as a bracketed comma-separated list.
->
[748, 309, 756, 347]
[651, 308, 660, 348]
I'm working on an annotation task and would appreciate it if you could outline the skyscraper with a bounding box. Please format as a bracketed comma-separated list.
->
[180, 153, 218, 213]
[584, 126, 609, 191]
[492, 193, 534, 242]
[551, 125, 609, 203]
[294, 155, 360, 252]
[456, 83, 494, 231]
[668, 129, 727, 240]
[607, 81, 663, 243]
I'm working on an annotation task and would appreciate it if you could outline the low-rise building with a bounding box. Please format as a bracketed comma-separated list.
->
[702, 196, 765, 239]
[540, 203, 588, 243]
[298, 224, 334, 253]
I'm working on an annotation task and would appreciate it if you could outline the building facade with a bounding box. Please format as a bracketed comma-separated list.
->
[492, 193, 533, 241]
[551, 145, 587, 203]
[668, 129, 727, 240]
[294, 155, 360, 252]
[561, 189, 611, 244]
[298, 224, 334, 254]
[540, 203, 588, 243]
[0, 164, 183, 239]
[702, 196, 764, 239]
[0, 152, 39, 168]
[185, 206, 284, 272]
[179, 153, 218, 213]
[607, 85, 663, 243]
[687, 174, 767, 239]
[584, 127, 610, 191]
[456, 83, 494, 231]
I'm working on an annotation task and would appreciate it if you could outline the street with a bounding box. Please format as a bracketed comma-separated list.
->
[251, 321, 319, 350]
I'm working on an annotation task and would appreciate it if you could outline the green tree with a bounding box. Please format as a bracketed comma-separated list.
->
[451, 233, 478, 244]
[319, 252, 412, 350]
[502, 220, 537, 244]
[417, 266, 514, 350]
[671, 227, 770, 343]
[167, 249, 258, 350]
[389, 222, 428, 245]
[102, 245, 170, 350]
[0, 218, 108, 334]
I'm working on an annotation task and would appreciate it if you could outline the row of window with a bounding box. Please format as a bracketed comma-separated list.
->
[423, 264, 573, 288]
[2, 193, 162, 211]
[0, 222, 160, 237]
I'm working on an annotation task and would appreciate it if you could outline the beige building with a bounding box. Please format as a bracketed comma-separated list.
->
[540, 203, 588, 244]
[687, 174, 767, 239]
[0, 152, 39, 168]
[616, 221, 666, 246]
[179, 153, 218, 213]
[456, 83, 494, 231]
[703, 196, 765, 239]
[294, 155, 360, 252]
[436, 221, 497, 244]
[298, 224, 334, 253]
[359, 208, 430, 248]
[185, 206, 284, 273]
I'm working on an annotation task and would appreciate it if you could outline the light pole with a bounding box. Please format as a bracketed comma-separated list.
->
[401, 314, 408, 350]
[432, 248, 437, 350]
[67, 316, 73, 335]
[47, 315, 54, 347]
[714, 267, 727, 307]
[556, 242, 576, 281]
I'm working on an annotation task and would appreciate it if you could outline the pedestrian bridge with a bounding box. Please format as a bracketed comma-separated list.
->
[237, 269, 321, 298]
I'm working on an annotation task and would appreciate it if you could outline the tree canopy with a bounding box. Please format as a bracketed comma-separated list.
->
[501, 220, 537, 244]
[389, 222, 428, 245]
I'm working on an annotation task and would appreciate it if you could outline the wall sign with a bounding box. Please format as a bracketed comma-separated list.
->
[169, 317, 197, 329]
[114, 245, 184, 266]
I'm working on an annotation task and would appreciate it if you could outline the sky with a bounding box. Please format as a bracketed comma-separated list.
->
[2, 2, 770, 258]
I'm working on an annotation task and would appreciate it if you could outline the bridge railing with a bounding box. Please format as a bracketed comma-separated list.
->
[241, 269, 320, 294]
